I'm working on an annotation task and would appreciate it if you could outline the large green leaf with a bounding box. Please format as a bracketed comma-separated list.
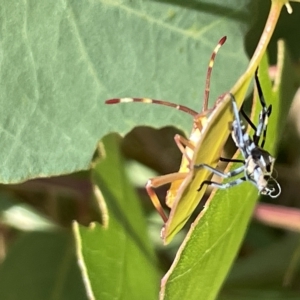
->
[0, 231, 87, 300]
[73, 134, 160, 300]
[0, 0, 250, 183]
[160, 42, 296, 299]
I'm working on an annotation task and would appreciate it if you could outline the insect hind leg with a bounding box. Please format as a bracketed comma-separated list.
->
[198, 177, 246, 192]
[194, 163, 245, 191]
[146, 172, 188, 223]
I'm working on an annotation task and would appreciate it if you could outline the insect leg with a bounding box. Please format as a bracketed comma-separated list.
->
[199, 177, 246, 191]
[219, 157, 245, 164]
[195, 163, 246, 192]
[146, 172, 188, 223]
[241, 105, 257, 131]
[195, 163, 245, 179]
[254, 70, 272, 148]
[174, 134, 196, 165]
[230, 94, 248, 155]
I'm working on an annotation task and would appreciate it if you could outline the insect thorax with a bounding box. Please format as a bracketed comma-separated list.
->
[245, 147, 275, 191]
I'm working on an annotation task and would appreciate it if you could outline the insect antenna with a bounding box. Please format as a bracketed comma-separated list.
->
[202, 36, 227, 112]
[268, 176, 281, 198]
[106, 36, 227, 119]
[105, 97, 198, 117]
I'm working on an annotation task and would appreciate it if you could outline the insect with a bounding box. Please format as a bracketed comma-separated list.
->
[195, 71, 281, 198]
[106, 36, 233, 244]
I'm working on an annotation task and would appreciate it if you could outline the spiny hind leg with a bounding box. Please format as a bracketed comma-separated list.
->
[146, 172, 188, 223]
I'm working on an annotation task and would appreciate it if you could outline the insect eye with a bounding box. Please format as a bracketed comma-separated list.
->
[251, 148, 261, 160]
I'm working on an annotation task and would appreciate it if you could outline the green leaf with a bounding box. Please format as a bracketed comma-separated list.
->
[0, 0, 250, 183]
[73, 134, 160, 300]
[0, 231, 87, 300]
[225, 234, 300, 288]
[160, 42, 296, 299]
